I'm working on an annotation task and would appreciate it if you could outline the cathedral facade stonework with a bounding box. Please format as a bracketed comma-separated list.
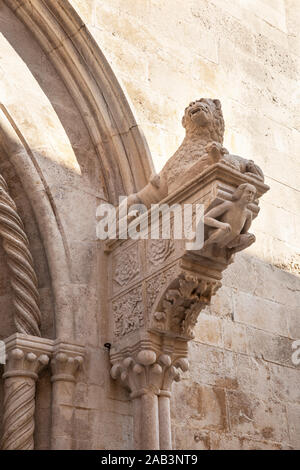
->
[0, 0, 299, 450]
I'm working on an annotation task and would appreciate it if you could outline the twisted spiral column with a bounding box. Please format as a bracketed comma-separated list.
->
[0, 173, 45, 450]
[1, 347, 49, 450]
[2, 379, 35, 450]
[0, 173, 41, 336]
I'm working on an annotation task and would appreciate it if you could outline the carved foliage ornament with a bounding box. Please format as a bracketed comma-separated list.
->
[154, 274, 221, 339]
[111, 350, 189, 397]
[146, 265, 180, 315]
[113, 286, 144, 338]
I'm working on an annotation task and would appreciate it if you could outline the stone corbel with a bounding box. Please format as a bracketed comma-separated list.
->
[105, 163, 269, 449]
[105, 99, 270, 450]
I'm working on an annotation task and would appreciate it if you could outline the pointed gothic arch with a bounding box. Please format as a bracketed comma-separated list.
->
[3, 0, 154, 205]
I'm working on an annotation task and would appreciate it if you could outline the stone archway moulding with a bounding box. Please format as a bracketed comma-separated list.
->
[1, 0, 155, 451]
[0, 1, 272, 452]
[1, 0, 155, 339]
[4, 0, 154, 204]
[0, 106, 71, 339]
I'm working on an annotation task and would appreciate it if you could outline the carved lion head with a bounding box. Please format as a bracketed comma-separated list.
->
[182, 98, 224, 143]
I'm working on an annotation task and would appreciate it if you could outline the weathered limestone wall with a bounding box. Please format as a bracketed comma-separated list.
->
[69, 0, 300, 449]
[73, 0, 300, 270]
[0, 0, 134, 450]
[0, 156, 55, 341]
[0, 0, 298, 450]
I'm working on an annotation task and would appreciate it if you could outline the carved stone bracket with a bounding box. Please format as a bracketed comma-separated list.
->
[106, 163, 269, 344]
[152, 273, 221, 339]
[105, 99, 270, 450]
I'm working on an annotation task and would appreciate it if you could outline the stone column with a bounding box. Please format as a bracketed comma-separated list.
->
[158, 357, 189, 450]
[50, 341, 84, 450]
[111, 350, 188, 450]
[0, 334, 51, 450]
[132, 390, 160, 450]
[111, 350, 160, 450]
[158, 391, 172, 449]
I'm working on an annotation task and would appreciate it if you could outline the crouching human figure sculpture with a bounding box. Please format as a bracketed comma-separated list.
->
[203, 183, 256, 258]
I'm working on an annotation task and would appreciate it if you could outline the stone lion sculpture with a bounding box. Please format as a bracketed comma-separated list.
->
[119, 98, 264, 213]
[162, 98, 225, 192]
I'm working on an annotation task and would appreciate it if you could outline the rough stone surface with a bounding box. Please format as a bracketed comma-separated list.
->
[0, 0, 299, 451]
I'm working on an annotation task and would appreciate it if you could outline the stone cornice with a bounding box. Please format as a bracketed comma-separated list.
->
[3, 333, 85, 367]
[4, 333, 54, 356]
[105, 163, 269, 252]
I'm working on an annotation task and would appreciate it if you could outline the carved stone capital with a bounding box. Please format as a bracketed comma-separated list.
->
[111, 346, 188, 398]
[51, 340, 85, 383]
[1, 334, 52, 451]
[3, 334, 52, 379]
[0, 335, 85, 450]
[3, 348, 49, 381]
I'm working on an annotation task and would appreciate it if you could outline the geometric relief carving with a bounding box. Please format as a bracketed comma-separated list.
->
[113, 245, 140, 290]
[148, 239, 175, 267]
[112, 286, 144, 338]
